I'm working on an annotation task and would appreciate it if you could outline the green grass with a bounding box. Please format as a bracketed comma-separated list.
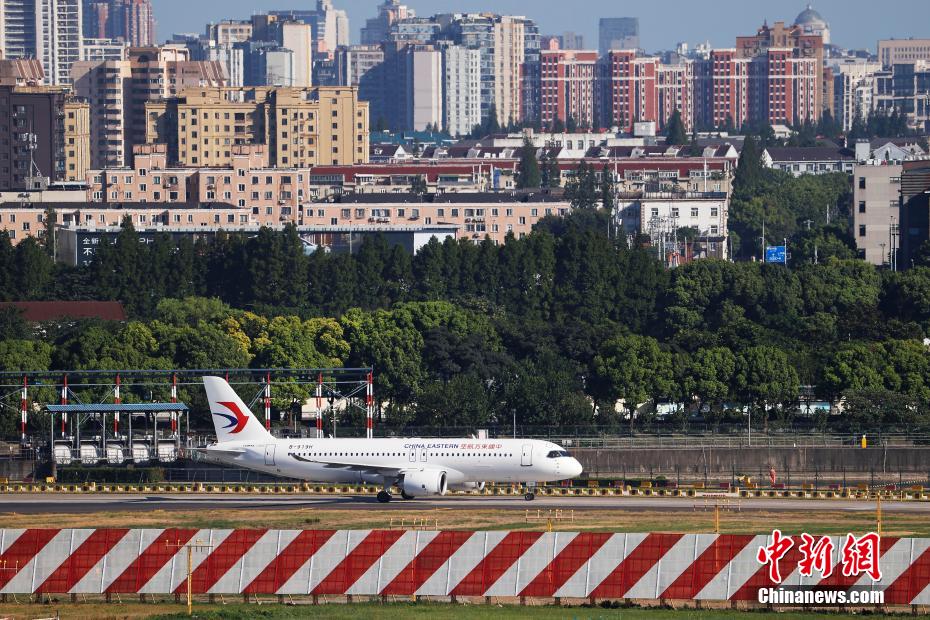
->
[147, 603, 909, 620]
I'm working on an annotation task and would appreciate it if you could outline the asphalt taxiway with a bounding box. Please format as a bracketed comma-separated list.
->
[1, 494, 928, 514]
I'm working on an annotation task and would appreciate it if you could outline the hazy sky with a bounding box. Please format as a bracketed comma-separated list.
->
[151, 0, 930, 53]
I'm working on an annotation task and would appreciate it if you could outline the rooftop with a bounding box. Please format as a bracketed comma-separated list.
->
[0, 301, 127, 322]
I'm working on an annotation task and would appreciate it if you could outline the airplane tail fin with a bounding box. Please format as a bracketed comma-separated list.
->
[203, 376, 274, 443]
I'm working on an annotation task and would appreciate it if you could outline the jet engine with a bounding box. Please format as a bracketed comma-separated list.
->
[448, 481, 486, 492]
[401, 469, 448, 497]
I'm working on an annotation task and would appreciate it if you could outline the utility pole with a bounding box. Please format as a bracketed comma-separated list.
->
[760, 219, 766, 262]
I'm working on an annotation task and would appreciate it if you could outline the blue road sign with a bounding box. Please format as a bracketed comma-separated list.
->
[765, 245, 787, 264]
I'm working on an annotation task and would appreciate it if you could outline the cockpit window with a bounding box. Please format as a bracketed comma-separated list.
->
[547, 450, 571, 458]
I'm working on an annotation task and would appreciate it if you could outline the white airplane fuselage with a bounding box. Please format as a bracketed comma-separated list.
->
[200, 437, 582, 487]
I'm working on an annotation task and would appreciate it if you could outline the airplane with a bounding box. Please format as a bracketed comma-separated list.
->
[196, 376, 583, 502]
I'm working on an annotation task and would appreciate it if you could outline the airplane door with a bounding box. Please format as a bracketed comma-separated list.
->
[521, 444, 532, 467]
[264, 444, 276, 466]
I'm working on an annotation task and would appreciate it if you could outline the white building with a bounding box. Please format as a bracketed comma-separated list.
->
[832, 59, 880, 132]
[442, 46, 481, 137]
[275, 22, 313, 87]
[618, 192, 729, 260]
[1, 0, 83, 85]
[82, 38, 128, 63]
[408, 48, 442, 131]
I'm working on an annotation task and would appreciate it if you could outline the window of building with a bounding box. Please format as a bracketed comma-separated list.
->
[859, 201, 866, 213]
[859, 177, 866, 189]
[691, 207, 699, 217]
[859, 224, 866, 237]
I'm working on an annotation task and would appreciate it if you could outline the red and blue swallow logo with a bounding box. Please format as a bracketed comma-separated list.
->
[213, 401, 249, 434]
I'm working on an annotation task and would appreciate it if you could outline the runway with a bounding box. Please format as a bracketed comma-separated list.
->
[2, 493, 928, 514]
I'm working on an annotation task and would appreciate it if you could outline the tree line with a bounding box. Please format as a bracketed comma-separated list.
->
[5, 198, 930, 437]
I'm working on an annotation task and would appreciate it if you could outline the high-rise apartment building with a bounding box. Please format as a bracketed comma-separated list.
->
[145, 86, 368, 168]
[873, 61, 930, 132]
[0, 84, 88, 189]
[539, 49, 597, 130]
[832, 59, 881, 132]
[82, 0, 154, 46]
[272, 21, 312, 87]
[72, 46, 227, 168]
[271, 1, 348, 53]
[205, 20, 253, 46]
[598, 17, 639, 56]
[361, 0, 414, 45]
[736, 20, 824, 118]
[442, 45, 481, 136]
[2, 0, 83, 85]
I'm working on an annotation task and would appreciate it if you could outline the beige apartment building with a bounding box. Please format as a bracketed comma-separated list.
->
[878, 39, 930, 68]
[64, 98, 91, 182]
[853, 162, 902, 265]
[146, 86, 369, 168]
[71, 46, 227, 169]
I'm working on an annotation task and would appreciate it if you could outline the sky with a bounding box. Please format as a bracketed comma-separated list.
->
[151, 0, 930, 53]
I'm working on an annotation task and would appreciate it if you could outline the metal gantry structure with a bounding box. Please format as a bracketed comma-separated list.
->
[0, 368, 376, 459]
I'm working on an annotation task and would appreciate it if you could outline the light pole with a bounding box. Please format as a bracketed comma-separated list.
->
[166, 539, 213, 616]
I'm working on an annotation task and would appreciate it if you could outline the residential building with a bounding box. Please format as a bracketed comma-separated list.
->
[360, 0, 414, 46]
[852, 162, 902, 265]
[873, 61, 930, 132]
[598, 17, 639, 55]
[694, 49, 750, 130]
[72, 47, 227, 168]
[442, 46, 481, 137]
[878, 39, 930, 68]
[539, 49, 597, 130]
[272, 21, 312, 87]
[897, 160, 930, 269]
[558, 32, 584, 50]
[205, 20, 252, 46]
[82, 38, 127, 62]
[762, 146, 855, 176]
[145, 86, 369, 168]
[618, 192, 729, 261]
[334, 45, 384, 87]
[63, 98, 90, 181]
[599, 52, 694, 133]
[270, 1, 349, 53]
[108, 0, 155, 46]
[0, 85, 76, 190]
[1, 0, 83, 85]
[0, 58, 44, 86]
[736, 20, 824, 118]
[832, 59, 881, 132]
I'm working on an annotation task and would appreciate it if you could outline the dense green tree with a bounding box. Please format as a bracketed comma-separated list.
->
[665, 109, 688, 145]
[591, 334, 674, 427]
[516, 138, 541, 189]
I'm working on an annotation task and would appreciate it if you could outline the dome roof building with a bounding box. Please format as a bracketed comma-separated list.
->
[794, 4, 830, 44]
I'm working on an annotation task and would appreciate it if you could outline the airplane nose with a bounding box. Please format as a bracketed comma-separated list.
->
[567, 458, 583, 478]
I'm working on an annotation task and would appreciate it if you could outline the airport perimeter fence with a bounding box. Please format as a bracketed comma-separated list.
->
[0, 529, 929, 608]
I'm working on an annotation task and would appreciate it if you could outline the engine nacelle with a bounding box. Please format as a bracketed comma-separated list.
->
[401, 470, 448, 497]
[448, 481, 486, 492]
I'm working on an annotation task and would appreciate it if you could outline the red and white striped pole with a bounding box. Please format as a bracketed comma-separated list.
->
[315, 372, 323, 438]
[20, 376, 27, 442]
[366, 372, 374, 439]
[170, 373, 178, 434]
[113, 374, 121, 435]
[264, 372, 271, 431]
[61, 374, 68, 436]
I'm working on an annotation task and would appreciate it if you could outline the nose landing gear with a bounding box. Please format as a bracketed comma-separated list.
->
[524, 492, 536, 501]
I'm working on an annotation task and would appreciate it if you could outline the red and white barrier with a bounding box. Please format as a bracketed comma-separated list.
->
[1, 530, 929, 602]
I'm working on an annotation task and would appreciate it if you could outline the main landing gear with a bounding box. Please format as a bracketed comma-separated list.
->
[377, 491, 392, 503]
[400, 491, 413, 500]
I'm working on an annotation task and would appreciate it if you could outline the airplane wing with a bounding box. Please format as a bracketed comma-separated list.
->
[292, 454, 408, 475]
[190, 446, 246, 458]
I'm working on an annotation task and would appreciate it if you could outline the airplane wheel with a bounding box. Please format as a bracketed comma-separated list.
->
[524, 492, 536, 501]
[377, 491, 392, 503]
[400, 491, 413, 500]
